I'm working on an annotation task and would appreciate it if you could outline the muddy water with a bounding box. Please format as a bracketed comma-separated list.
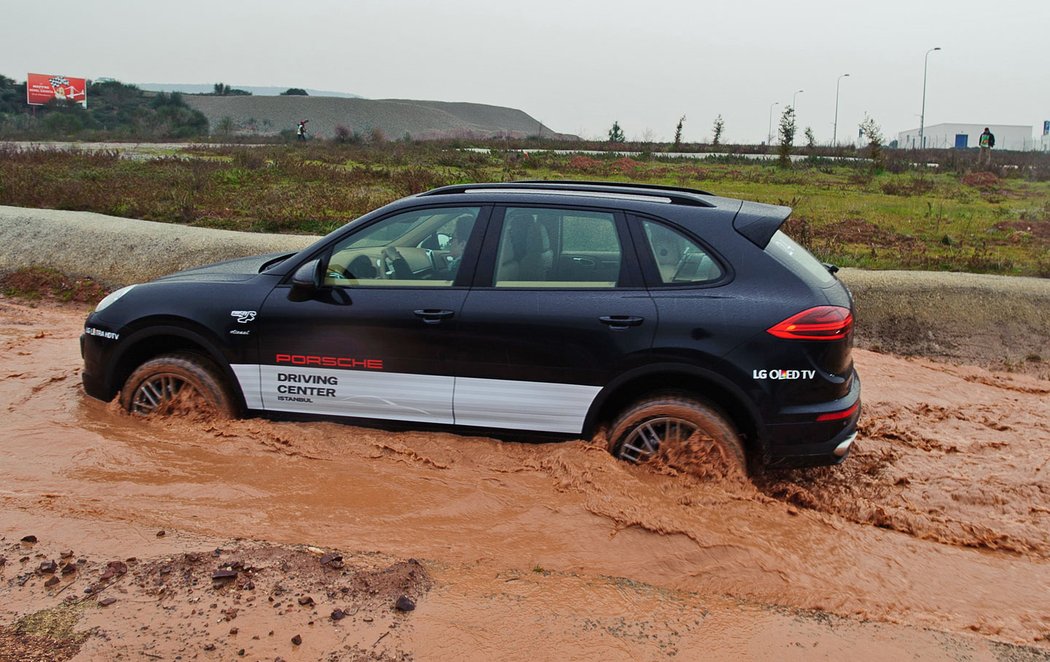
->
[2, 299, 1049, 649]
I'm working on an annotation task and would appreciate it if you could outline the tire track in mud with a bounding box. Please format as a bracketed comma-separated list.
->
[756, 383, 1050, 558]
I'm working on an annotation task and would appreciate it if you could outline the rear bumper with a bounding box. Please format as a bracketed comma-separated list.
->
[834, 432, 858, 458]
[762, 371, 862, 469]
[764, 422, 860, 469]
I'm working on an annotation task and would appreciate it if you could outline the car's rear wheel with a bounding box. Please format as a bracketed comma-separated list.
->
[608, 395, 746, 478]
[120, 353, 233, 418]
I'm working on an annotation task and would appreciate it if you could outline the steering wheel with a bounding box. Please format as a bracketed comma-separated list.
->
[381, 246, 412, 279]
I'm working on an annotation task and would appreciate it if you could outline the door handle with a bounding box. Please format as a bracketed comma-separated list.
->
[414, 309, 455, 324]
[599, 315, 644, 328]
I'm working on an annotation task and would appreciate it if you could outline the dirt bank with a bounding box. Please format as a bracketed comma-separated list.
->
[1, 297, 1048, 659]
[841, 267, 1050, 375]
[0, 205, 315, 286]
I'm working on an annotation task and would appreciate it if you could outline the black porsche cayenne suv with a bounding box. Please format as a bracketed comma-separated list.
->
[81, 181, 860, 473]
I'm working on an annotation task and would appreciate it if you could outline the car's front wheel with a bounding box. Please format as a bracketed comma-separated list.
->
[120, 352, 234, 418]
[608, 395, 746, 479]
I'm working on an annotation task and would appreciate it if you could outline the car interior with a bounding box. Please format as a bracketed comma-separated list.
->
[320, 205, 719, 290]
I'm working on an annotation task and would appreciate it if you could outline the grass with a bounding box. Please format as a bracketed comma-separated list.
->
[0, 142, 1048, 277]
[0, 266, 108, 302]
[0, 602, 90, 661]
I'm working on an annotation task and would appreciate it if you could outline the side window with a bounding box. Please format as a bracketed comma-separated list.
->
[323, 207, 479, 287]
[494, 208, 622, 288]
[641, 220, 723, 285]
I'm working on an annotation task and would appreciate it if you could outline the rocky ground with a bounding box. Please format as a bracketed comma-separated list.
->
[1, 533, 429, 661]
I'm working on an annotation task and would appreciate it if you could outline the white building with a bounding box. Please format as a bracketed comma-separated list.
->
[897, 123, 1035, 151]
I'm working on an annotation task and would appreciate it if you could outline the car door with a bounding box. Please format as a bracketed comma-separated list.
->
[251, 205, 487, 425]
[453, 206, 657, 434]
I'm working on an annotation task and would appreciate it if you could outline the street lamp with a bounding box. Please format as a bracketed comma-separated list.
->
[792, 89, 804, 112]
[767, 102, 779, 145]
[919, 47, 942, 149]
[833, 74, 850, 146]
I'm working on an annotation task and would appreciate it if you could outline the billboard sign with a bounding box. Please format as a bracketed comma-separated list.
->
[26, 73, 87, 107]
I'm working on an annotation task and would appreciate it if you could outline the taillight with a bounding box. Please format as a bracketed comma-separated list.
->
[767, 306, 853, 341]
[816, 402, 859, 422]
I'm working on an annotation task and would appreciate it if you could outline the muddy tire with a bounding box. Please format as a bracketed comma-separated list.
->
[120, 352, 234, 418]
[608, 395, 746, 479]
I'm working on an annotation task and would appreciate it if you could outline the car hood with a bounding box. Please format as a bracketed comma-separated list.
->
[151, 252, 294, 283]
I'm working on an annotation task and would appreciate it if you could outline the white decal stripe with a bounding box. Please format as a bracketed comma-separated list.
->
[231, 364, 263, 409]
[258, 366, 454, 425]
[453, 378, 600, 434]
[231, 364, 599, 434]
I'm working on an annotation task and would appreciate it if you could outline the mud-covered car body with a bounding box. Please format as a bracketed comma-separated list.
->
[82, 181, 860, 469]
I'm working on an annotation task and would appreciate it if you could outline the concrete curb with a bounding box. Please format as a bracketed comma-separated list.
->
[837, 267, 1050, 366]
[0, 206, 316, 285]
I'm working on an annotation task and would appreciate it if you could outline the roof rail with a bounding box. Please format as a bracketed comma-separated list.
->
[418, 181, 716, 208]
[521, 180, 716, 197]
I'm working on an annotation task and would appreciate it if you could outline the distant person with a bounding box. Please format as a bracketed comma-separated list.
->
[296, 119, 308, 141]
[978, 127, 995, 167]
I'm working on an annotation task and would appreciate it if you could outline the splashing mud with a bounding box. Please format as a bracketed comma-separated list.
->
[1, 298, 1049, 658]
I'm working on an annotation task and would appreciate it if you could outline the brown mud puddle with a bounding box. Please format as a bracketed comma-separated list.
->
[1, 298, 1049, 659]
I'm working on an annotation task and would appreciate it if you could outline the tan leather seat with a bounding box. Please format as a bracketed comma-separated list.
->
[497, 213, 553, 282]
[519, 223, 552, 280]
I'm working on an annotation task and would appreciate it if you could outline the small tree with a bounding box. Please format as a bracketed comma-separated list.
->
[859, 114, 884, 172]
[216, 115, 236, 137]
[42, 99, 96, 135]
[777, 106, 796, 168]
[673, 115, 686, 150]
[608, 121, 625, 143]
[804, 126, 815, 149]
[0, 75, 27, 115]
[280, 88, 309, 96]
[212, 82, 250, 96]
[712, 114, 724, 146]
[333, 125, 349, 142]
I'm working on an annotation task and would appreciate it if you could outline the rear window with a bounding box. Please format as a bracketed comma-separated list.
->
[765, 231, 835, 287]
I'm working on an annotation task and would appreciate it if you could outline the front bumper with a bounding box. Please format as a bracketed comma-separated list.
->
[80, 332, 116, 402]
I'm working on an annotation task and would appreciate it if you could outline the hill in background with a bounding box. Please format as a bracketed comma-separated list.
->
[138, 83, 360, 98]
[182, 95, 575, 140]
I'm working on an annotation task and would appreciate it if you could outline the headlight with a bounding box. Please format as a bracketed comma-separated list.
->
[94, 284, 137, 313]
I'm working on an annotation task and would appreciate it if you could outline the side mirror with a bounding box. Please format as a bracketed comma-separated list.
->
[289, 259, 323, 298]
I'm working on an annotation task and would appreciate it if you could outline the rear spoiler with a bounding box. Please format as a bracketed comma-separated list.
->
[732, 202, 792, 249]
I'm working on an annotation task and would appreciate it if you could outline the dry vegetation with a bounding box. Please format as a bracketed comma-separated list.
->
[1, 142, 1048, 276]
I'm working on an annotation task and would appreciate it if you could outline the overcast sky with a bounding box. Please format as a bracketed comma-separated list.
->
[7, 0, 1048, 143]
